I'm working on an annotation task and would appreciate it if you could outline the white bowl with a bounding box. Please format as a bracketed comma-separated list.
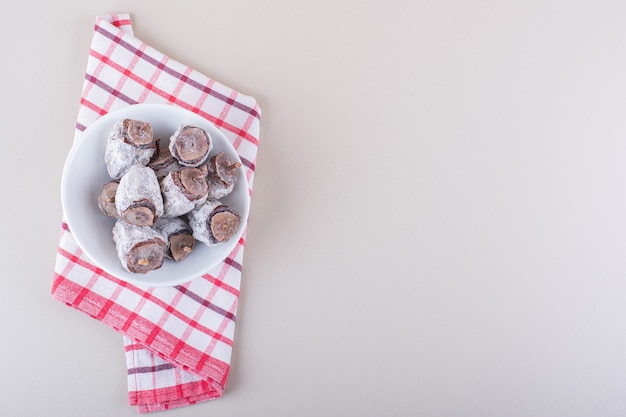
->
[61, 104, 250, 287]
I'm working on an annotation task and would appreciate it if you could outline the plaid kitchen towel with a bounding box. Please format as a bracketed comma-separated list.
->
[52, 14, 261, 413]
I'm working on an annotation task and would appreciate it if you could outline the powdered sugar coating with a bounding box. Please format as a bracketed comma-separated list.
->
[186, 200, 222, 246]
[168, 124, 212, 167]
[115, 165, 164, 220]
[150, 157, 180, 180]
[160, 172, 208, 218]
[149, 142, 181, 179]
[154, 217, 191, 238]
[153, 217, 193, 259]
[105, 120, 156, 179]
[112, 220, 165, 273]
[207, 179, 234, 200]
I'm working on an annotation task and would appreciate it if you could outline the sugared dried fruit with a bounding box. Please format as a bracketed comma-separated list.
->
[148, 139, 180, 179]
[154, 217, 195, 262]
[115, 165, 163, 227]
[100, 118, 244, 274]
[213, 152, 240, 183]
[161, 166, 208, 218]
[169, 233, 195, 262]
[209, 208, 241, 243]
[121, 199, 157, 227]
[177, 166, 209, 200]
[105, 119, 156, 179]
[126, 239, 165, 273]
[206, 152, 241, 199]
[97, 180, 120, 218]
[113, 220, 166, 274]
[169, 125, 212, 167]
[122, 119, 154, 147]
[187, 200, 241, 246]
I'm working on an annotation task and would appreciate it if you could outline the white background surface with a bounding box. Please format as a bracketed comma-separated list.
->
[2, 1, 626, 416]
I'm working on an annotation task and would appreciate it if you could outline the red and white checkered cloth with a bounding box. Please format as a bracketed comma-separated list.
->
[52, 14, 261, 413]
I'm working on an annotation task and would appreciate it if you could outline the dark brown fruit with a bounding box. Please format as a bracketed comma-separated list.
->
[209, 206, 241, 243]
[209, 152, 240, 185]
[172, 126, 210, 166]
[121, 199, 157, 227]
[169, 232, 195, 262]
[122, 119, 154, 147]
[97, 180, 120, 217]
[173, 166, 208, 201]
[125, 238, 165, 274]
[149, 139, 176, 169]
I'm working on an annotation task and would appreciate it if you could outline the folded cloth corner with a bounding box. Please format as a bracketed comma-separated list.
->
[51, 13, 261, 413]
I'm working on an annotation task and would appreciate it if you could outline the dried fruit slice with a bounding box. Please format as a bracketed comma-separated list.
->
[148, 139, 180, 179]
[177, 166, 209, 201]
[187, 200, 241, 246]
[169, 125, 212, 167]
[169, 233, 195, 262]
[105, 119, 156, 179]
[206, 152, 241, 199]
[121, 199, 157, 227]
[112, 220, 166, 274]
[97, 180, 120, 218]
[126, 239, 166, 274]
[209, 207, 241, 243]
[212, 152, 241, 184]
[161, 166, 208, 218]
[115, 165, 164, 227]
[122, 119, 154, 147]
[154, 217, 195, 262]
